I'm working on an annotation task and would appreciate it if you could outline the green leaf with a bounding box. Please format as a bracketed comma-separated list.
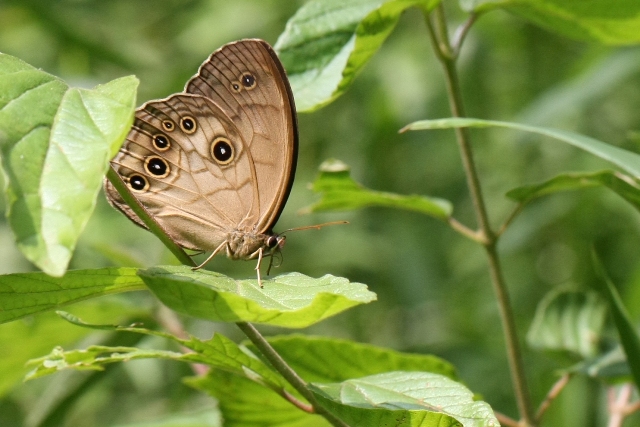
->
[0, 300, 145, 397]
[112, 411, 220, 427]
[187, 370, 330, 427]
[465, 0, 640, 46]
[592, 253, 640, 389]
[302, 159, 452, 218]
[402, 118, 640, 177]
[139, 265, 376, 328]
[311, 371, 498, 427]
[506, 170, 640, 213]
[111, 411, 221, 427]
[0, 267, 145, 324]
[276, 0, 439, 112]
[527, 289, 607, 359]
[0, 53, 138, 276]
[48, 312, 288, 391]
[254, 335, 458, 383]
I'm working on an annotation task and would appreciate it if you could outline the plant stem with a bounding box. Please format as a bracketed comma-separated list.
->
[236, 322, 349, 427]
[423, 5, 536, 426]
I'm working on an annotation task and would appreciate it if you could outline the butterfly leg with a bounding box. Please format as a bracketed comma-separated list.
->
[192, 240, 227, 271]
[255, 247, 264, 288]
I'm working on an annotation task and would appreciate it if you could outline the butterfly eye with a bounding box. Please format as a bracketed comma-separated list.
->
[145, 156, 170, 178]
[267, 236, 279, 249]
[240, 72, 256, 90]
[180, 116, 197, 134]
[210, 136, 234, 165]
[128, 174, 149, 192]
[152, 134, 170, 151]
[230, 82, 241, 93]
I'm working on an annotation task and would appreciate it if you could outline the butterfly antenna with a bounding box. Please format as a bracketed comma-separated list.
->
[278, 220, 349, 235]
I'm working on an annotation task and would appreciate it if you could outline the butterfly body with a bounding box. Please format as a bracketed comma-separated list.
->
[105, 40, 297, 279]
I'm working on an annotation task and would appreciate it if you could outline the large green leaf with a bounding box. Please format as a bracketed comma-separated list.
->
[402, 118, 640, 177]
[0, 267, 145, 324]
[311, 371, 498, 427]
[527, 289, 608, 359]
[187, 370, 330, 427]
[140, 266, 376, 328]
[253, 335, 458, 383]
[302, 159, 452, 218]
[464, 0, 640, 45]
[506, 170, 640, 213]
[276, 0, 439, 112]
[0, 53, 138, 276]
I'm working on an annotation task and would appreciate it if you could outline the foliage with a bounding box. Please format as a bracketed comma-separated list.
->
[2, 0, 640, 426]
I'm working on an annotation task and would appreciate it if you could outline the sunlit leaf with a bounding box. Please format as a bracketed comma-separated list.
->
[302, 159, 452, 218]
[506, 170, 640, 213]
[276, 0, 439, 111]
[0, 53, 138, 276]
[464, 0, 640, 45]
[527, 289, 607, 359]
[0, 267, 145, 324]
[402, 118, 640, 177]
[139, 266, 376, 328]
[311, 371, 498, 427]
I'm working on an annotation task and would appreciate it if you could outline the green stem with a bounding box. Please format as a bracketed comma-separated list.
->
[237, 322, 349, 427]
[423, 5, 536, 426]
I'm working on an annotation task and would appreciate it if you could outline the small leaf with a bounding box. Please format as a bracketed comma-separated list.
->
[571, 346, 631, 384]
[465, 0, 640, 46]
[139, 266, 375, 328]
[276, 0, 439, 112]
[302, 159, 452, 218]
[310, 371, 498, 427]
[253, 335, 458, 383]
[0, 53, 138, 275]
[527, 289, 607, 359]
[507, 170, 640, 213]
[592, 253, 640, 389]
[0, 267, 145, 324]
[402, 118, 640, 177]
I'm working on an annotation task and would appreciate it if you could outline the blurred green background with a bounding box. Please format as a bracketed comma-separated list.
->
[2, 0, 640, 426]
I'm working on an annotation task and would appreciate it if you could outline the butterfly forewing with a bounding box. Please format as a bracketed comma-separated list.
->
[186, 39, 298, 233]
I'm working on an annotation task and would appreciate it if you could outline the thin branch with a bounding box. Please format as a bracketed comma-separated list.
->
[496, 203, 525, 237]
[448, 217, 486, 243]
[535, 374, 571, 422]
[423, 5, 536, 426]
[237, 322, 349, 427]
[451, 13, 478, 58]
[494, 411, 520, 427]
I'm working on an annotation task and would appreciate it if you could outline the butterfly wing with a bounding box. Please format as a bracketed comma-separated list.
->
[105, 39, 297, 252]
[185, 39, 298, 234]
